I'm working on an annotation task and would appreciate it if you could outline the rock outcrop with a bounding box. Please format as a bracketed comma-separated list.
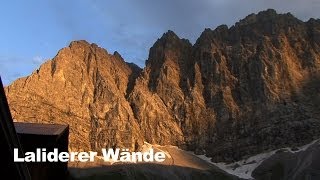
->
[252, 140, 320, 180]
[5, 9, 320, 162]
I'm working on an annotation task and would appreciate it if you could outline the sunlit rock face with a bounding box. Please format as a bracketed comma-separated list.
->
[5, 41, 144, 152]
[5, 9, 320, 162]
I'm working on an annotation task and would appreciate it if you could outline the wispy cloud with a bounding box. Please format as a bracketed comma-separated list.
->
[88, 0, 320, 43]
[2, 0, 320, 85]
[0, 55, 45, 86]
[32, 56, 45, 64]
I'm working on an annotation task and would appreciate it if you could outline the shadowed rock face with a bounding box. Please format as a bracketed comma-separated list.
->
[69, 164, 239, 180]
[5, 9, 320, 162]
[252, 140, 320, 180]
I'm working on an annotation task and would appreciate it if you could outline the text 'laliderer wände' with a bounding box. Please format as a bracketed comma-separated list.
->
[13, 148, 166, 163]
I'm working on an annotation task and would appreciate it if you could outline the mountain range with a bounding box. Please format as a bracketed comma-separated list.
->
[4, 9, 320, 164]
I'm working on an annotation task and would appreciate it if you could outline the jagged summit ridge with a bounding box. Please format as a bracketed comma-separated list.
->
[5, 9, 320, 162]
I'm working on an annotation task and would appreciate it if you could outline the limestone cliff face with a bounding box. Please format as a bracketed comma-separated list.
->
[5, 9, 320, 161]
[190, 10, 320, 161]
[5, 41, 144, 152]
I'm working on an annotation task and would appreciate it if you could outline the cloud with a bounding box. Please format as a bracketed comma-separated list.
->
[47, 0, 320, 62]
[79, 0, 320, 63]
[32, 56, 45, 64]
[0, 55, 44, 86]
[0, 56, 22, 85]
[2, 0, 320, 85]
[88, 0, 320, 43]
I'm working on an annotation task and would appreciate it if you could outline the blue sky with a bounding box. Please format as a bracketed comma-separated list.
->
[1, 0, 320, 85]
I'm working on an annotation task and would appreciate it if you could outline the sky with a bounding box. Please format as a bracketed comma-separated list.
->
[1, 0, 320, 85]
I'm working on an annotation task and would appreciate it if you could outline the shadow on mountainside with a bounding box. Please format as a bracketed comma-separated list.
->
[252, 139, 320, 180]
[207, 72, 320, 163]
[299, 73, 320, 113]
[68, 163, 242, 180]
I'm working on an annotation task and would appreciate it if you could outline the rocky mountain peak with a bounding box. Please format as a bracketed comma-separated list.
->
[113, 51, 124, 61]
[161, 30, 179, 40]
[69, 40, 91, 47]
[196, 28, 214, 43]
[257, 8, 278, 17]
[145, 30, 192, 69]
[236, 9, 301, 31]
[196, 25, 230, 46]
[155, 30, 193, 49]
[67, 40, 103, 53]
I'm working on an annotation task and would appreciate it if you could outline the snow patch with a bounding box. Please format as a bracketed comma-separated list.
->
[188, 139, 320, 179]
